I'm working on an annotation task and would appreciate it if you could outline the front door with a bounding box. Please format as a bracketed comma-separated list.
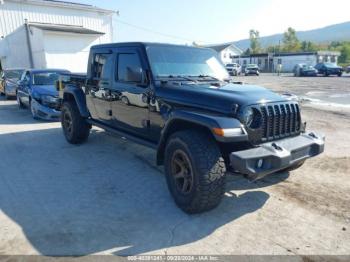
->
[85, 51, 114, 125]
[17, 71, 31, 106]
[110, 48, 150, 139]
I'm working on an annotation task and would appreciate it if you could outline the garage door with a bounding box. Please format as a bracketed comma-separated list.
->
[43, 32, 101, 73]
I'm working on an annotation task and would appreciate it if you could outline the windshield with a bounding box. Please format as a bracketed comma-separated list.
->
[32, 72, 62, 86]
[247, 64, 258, 68]
[302, 65, 314, 69]
[146, 45, 229, 81]
[324, 62, 337, 68]
[4, 70, 23, 80]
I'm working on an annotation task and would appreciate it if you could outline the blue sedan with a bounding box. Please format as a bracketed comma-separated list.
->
[0, 69, 25, 99]
[17, 69, 70, 120]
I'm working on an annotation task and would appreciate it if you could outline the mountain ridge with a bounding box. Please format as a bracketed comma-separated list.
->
[232, 21, 350, 51]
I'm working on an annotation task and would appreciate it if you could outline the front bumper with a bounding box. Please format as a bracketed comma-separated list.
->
[245, 70, 259, 75]
[31, 99, 61, 121]
[5, 85, 17, 96]
[230, 132, 325, 180]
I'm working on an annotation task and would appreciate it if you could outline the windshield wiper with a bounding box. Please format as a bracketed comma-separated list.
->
[158, 75, 198, 83]
[185, 75, 222, 82]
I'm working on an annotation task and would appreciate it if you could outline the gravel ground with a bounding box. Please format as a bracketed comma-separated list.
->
[0, 75, 349, 257]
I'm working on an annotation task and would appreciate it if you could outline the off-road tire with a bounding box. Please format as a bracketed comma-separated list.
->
[164, 130, 226, 214]
[61, 101, 90, 144]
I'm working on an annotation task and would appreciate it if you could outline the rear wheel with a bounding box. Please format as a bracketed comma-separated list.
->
[164, 130, 226, 214]
[61, 101, 90, 144]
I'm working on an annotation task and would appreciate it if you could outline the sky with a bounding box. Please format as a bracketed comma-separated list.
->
[77, 0, 350, 45]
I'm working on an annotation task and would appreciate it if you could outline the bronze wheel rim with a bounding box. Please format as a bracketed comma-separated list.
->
[63, 111, 73, 135]
[171, 149, 194, 195]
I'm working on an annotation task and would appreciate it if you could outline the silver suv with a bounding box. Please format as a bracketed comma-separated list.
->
[225, 63, 241, 76]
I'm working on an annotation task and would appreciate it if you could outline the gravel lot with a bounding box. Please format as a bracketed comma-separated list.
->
[0, 74, 349, 257]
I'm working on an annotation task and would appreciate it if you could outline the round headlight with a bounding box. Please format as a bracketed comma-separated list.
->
[243, 108, 254, 127]
[242, 107, 262, 129]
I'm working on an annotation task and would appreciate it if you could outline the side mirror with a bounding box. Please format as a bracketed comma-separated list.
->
[18, 79, 28, 86]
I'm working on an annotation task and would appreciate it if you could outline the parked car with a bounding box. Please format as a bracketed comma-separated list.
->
[17, 69, 70, 120]
[314, 62, 343, 76]
[345, 65, 350, 73]
[293, 64, 318, 77]
[244, 64, 260, 76]
[225, 63, 241, 76]
[58, 42, 324, 214]
[0, 69, 25, 99]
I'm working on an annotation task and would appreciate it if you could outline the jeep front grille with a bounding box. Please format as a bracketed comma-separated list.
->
[260, 103, 301, 141]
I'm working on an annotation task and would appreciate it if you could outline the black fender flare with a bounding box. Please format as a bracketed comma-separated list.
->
[63, 85, 90, 118]
[156, 109, 246, 165]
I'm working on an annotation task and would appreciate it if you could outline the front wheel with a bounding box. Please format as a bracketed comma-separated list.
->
[4, 87, 10, 100]
[164, 130, 226, 214]
[17, 94, 25, 109]
[61, 101, 90, 144]
[121, 96, 130, 105]
[30, 99, 39, 120]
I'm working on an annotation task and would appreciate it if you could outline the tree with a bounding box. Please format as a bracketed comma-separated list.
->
[249, 29, 261, 54]
[266, 44, 282, 53]
[301, 41, 318, 52]
[282, 27, 300, 52]
[338, 43, 350, 64]
[243, 48, 251, 55]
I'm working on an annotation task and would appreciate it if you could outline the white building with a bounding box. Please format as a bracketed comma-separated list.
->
[205, 43, 243, 64]
[0, 0, 114, 72]
[233, 51, 340, 72]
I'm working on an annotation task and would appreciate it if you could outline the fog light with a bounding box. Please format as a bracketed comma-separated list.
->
[257, 159, 264, 168]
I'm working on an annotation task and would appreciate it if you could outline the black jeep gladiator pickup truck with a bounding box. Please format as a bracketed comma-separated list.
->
[59, 42, 325, 214]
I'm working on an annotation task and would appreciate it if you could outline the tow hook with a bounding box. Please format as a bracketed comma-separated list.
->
[271, 142, 283, 151]
[308, 132, 318, 139]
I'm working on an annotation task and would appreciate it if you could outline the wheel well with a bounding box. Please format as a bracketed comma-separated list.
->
[157, 119, 220, 166]
[63, 92, 75, 103]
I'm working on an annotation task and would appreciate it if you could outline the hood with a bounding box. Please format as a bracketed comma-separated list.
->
[156, 82, 288, 115]
[32, 85, 58, 97]
[6, 78, 20, 86]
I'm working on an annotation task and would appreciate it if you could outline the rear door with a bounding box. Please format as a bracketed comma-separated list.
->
[85, 50, 115, 126]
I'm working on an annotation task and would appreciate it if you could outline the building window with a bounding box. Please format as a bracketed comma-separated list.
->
[277, 58, 282, 64]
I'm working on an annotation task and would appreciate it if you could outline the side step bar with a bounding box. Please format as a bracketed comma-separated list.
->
[86, 119, 158, 150]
